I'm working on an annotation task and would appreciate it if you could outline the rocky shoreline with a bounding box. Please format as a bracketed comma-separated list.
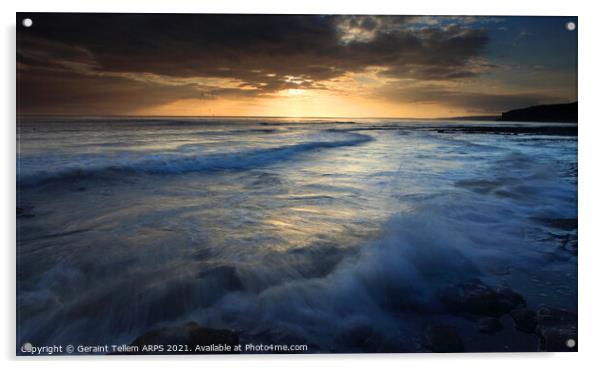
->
[427, 279, 577, 352]
[121, 279, 577, 354]
[434, 125, 577, 136]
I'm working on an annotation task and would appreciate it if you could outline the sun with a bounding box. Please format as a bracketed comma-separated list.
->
[287, 89, 304, 96]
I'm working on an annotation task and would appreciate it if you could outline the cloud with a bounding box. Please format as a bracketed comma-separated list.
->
[17, 14, 574, 116]
[17, 14, 493, 113]
[17, 68, 203, 114]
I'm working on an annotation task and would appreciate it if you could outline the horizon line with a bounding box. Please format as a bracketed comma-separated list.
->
[16, 113, 500, 120]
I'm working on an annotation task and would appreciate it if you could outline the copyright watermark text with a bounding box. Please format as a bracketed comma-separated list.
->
[19, 342, 309, 355]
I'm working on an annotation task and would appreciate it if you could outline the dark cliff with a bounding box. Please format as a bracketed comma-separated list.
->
[499, 102, 577, 123]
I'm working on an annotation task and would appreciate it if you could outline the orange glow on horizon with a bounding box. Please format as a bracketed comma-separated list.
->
[126, 69, 576, 118]
[132, 90, 468, 119]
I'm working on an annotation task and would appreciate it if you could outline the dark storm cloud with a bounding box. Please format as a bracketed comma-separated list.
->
[17, 13, 496, 113]
[16, 66, 262, 115]
[17, 68, 197, 114]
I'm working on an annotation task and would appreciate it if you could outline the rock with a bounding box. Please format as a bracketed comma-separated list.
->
[438, 125, 576, 136]
[534, 217, 578, 230]
[538, 327, 577, 352]
[478, 317, 503, 334]
[129, 322, 239, 354]
[17, 206, 35, 218]
[426, 325, 464, 353]
[510, 308, 537, 333]
[535, 307, 577, 352]
[441, 280, 526, 317]
[536, 307, 577, 325]
[337, 325, 374, 348]
[560, 235, 578, 255]
[499, 102, 577, 123]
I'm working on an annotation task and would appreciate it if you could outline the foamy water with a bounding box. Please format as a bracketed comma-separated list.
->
[17, 117, 577, 352]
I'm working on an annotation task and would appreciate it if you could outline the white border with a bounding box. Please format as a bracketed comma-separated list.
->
[3, 1, 600, 368]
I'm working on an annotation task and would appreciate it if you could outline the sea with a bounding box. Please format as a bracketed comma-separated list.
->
[16, 116, 577, 353]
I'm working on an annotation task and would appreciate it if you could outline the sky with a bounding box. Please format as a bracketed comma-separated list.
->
[16, 14, 578, 118]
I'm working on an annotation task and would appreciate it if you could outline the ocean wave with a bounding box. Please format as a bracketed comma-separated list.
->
[17, 132, 373, 186]
[14, 201, 495, 348]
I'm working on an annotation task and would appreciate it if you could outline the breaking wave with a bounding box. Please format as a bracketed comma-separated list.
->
[17, 132, 372, 186]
